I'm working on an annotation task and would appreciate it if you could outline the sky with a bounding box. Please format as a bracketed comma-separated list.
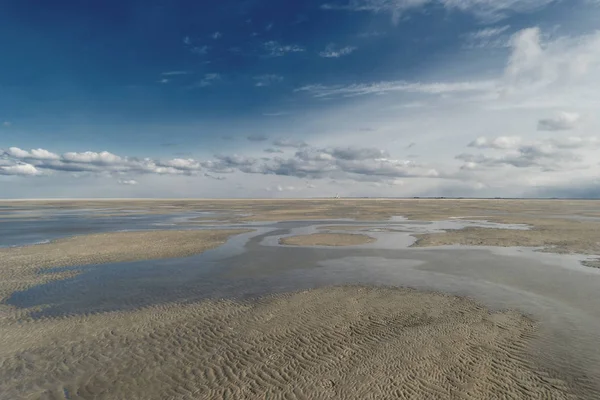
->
[1, 0, 600, 198]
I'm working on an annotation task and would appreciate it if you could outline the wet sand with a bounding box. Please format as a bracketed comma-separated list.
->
[0, 286, 577, 400]
[280, 233, 375, 246]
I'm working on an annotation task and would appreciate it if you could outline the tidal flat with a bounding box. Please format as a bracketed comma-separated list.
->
[0, 199, 599, 399]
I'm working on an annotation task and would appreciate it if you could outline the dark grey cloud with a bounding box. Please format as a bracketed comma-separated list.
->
[329, 147, 389, 160]
[537, 112, 580, 131]
[264, 148, 284, 154]
[272, 139, 309, 148]
[247, 134, 269, 142]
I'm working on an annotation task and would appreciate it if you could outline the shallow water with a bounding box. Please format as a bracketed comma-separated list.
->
[0, 210, 222, 247]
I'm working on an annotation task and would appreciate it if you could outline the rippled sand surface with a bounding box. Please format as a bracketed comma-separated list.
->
[0, 286, 578, 400]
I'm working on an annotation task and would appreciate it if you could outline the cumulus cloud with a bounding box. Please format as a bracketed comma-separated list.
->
[0, 163, 42, 176]
[537, 112, 581, 131]
[468, 136, 522, 150]
[319, 44, 357, 58]
[254, 145, 441, 182]
[1, 147, 204, 177]
[458, 136, 599, 170]
[4, 147, 60, 161]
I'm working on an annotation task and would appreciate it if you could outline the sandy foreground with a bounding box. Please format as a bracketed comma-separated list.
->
[0, 285, 578, 400]
[0, 230, 249, 311]
[280, 233, 375, 246]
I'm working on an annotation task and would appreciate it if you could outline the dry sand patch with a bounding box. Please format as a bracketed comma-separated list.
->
[280, 233, 376, 246]
[0, 286, 578, 400]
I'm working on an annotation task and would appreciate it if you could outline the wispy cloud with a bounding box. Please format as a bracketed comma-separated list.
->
[194, 73, 221, 88]
[321, 0, 558, 24]
[357, 31, 385, 38]
[295, 80, 495, 98]
[211, 31, 222, 39]
[463, 25, 511, 48]
[161, 71, 190, 76]
[264, 148, 284, 153]
[263, 41, 305, 57]
[263, 112, 289, 117]
[319, 44, 357, 58]
[254, 74, 284, 87]
[118, 179, 138, 185]
[247, 134, 269, 142]
[191, 45, 209, 55]
[272, 139, 309, 148]
[2, 121, 11, 127]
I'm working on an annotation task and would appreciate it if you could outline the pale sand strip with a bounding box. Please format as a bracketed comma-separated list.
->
[280, 233, 375, 246]
[0, 230, 250, 308]
[0, 286, 578, 400]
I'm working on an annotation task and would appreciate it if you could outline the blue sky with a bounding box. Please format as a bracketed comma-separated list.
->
[2, 0, 600, 198]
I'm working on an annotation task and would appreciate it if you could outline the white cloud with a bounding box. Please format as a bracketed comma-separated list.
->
[211, 31, 222, 39]
[538, 112, 581, 131]
[1, 147, 205, 177]
[117, 179, 138, 185]
[2, 121, 10, 127]
[468, 136, 522, 150]
[458, 135, 599, 171]
[4, 147, 60, 160]
[62, 151, 122, 164]
[319, 44, 357, 58]
[0, 163, 42, 176]
[503, 27, 600, 96]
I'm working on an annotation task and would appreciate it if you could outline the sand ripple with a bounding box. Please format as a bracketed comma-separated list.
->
[0, 286, 578, 399]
